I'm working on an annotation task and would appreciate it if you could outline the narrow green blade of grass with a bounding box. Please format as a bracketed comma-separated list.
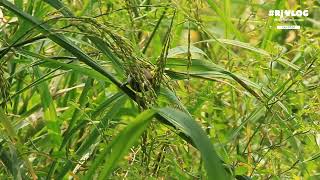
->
[43, 0, 73, 17]
[10, 0, 33, 43]
[46, 92, 125, 179]
[87, 36, 125, 76]
[33, 66, 61, 145]
[168, 45, 208, 58]
[18, 50, 108, 81]
[56, 95, 127, 179]
[167, 58, 263, 101]
[224, 0, 231, 38]
[0, 0, 136, 100]
[0, 69, 66, 107]
[230, 106, 266, 141]
[0, 143, 23, 179]
[159, 87, 190, 116]
[260, 0, 282, 49]
[61, 78, 93, 147]
[156, 107, 230, 180]
[217, 39, 270, 56]
[43, 0, 125, 76]
[84, 110, 156, 180]
[60, 70, 79, 107]
[196, 39, 300, 71]
[166, 57, 291, 114]
[0, 108, 37, 179]
[206, 0, 244, 41]
[142, 8, 167, 54]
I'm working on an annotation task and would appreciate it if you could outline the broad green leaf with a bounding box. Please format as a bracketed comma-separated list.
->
[168, 45, 208, 58]
[84, 110, 156, 179]
[159, 87, 191, 116]
[43, 0, 73, 17]
[156, 107, 230, 180]
[167, 58, 263, 101]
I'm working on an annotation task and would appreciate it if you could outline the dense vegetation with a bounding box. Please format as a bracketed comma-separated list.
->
[0, 0, 319, 179]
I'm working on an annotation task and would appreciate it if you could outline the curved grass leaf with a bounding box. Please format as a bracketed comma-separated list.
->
[167, 58, 263, 101]
[18, 50, 108, 81]
[84, 110, 156, 180]
[43, 0, 73, 17]
[56, 94, 127, 179]
[196, 39, 300, 71]
[0, 0, 136, 100]
[156, 107, 230, 180]
[159, 87, 190, 116]
[168, 45, 208, 58]
[166, 58, 290, 114]
[43, 0, 125, 76]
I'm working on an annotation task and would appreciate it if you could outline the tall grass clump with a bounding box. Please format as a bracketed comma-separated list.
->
[0, 0, 319, 179]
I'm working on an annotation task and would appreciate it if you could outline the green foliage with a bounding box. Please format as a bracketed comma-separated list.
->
[0, 0, 319, 179]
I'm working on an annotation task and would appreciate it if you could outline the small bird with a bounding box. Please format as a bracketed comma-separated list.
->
[122, 68, 154, 92]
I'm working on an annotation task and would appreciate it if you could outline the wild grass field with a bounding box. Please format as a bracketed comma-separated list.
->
[0, 0, 319, 179]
